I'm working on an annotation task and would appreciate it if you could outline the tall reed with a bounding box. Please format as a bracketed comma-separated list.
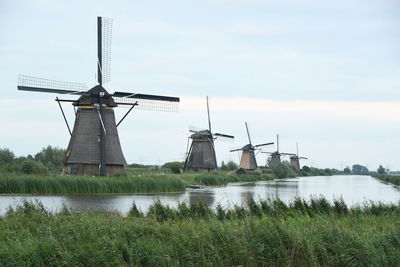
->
[0, 198, 399, 266]
[0, 173, 185, 194]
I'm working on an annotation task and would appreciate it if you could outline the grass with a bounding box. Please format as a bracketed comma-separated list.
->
[0, 169, 276, 195]
[372, 174, 400, 186]
[0, 197, 399, 266]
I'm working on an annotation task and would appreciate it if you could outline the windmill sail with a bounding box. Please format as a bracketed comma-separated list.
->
[18, 75, 88, 95]
[113, 92, 179, 112]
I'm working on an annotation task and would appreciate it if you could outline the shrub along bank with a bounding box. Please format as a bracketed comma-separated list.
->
[372, 174, 400, 186]
[0, 198, 399, 266]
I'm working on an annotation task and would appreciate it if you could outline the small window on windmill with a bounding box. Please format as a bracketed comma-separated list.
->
[99, 92, 105, 97]
[70, 164, 78, 175]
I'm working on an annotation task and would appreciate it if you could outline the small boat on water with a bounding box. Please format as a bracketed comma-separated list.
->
[187, 184, 204, 189]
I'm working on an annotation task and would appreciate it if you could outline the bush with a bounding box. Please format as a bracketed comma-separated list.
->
[21, 160, 48, 175]
[128, 163, 145, 168]
[163, 161, 184, 174]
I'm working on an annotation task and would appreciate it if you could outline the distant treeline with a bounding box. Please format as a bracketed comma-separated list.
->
[1, 146, 338, 179]
[0, 146, 65, 175]
[342, 164, 370, 175]
[1, 197, 399, 266]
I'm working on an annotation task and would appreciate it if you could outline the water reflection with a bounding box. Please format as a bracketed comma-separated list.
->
[0, 175, 399, 215]
[240, 189, 254, 204]
[187, 190, 215, 206]
[63, 195, 123, 213]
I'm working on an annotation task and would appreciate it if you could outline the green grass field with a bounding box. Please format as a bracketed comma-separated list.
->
[1, 197, 399, 266]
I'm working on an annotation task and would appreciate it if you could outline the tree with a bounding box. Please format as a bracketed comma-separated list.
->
[220, 160, 237, 171]
[343, 167, 351, 174]
[301, 165, 311, 172]
[0, 148, 15, 163]
[271, 162, 297, 178]
[377, 165, 385, 174]
[34, 146, 65, 168]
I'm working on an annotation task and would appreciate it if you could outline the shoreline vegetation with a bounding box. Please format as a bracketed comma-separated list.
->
[372, 174, 400, 186]
[0, 166, 339, 195]
[0, 146, 341, 195]
[1, 197, 399, 266]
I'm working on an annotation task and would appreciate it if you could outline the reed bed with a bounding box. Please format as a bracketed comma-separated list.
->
[0, 173, 185, 194]
[372, 174, 400, 186]
[0, 197, 399, 266]
[0, 171, 275, 194]
[179, 172, 275, 186]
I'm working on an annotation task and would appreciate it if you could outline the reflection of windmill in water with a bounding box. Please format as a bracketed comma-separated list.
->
[289, 143, 308, 171]
[262, 134, 295, 166]
[17, 17, 180, 176]
[184, 96, 234, 172]
[230, 122, 273, 172]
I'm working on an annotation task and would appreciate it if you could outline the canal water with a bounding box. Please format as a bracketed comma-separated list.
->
[0, 175, 399, 215]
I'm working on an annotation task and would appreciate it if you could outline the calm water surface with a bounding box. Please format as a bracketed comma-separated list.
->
[0, 175, 399, 215]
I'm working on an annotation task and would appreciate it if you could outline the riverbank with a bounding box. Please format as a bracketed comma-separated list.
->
[372, 174, 400, 186]
[1, 198, 399, 266]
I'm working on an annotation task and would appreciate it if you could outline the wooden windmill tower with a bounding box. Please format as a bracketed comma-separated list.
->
[290, 143, 308, 171]
[17, 17, 180, 176]
[184, 96, 234, 172]
[230, 122, 273, 171]
[262, 134, 295, 167]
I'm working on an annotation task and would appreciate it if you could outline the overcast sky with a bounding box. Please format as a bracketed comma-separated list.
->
[0, 0, 399, 170]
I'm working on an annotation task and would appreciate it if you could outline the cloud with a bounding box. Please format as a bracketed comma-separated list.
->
[180, 96, 400, 122]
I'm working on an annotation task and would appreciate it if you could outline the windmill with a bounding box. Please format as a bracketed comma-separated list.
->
[184, 96, 234, 172]
[230, 122, 273, 172]
[289, 143, 308, 171]
[261, 134, 295, 167]
[17, 17, 180, 176]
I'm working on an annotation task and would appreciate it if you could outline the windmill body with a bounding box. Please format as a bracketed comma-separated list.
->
[289, 143, 308, 171]
[17, 17, 179, 176]
[63, 86, 126, 175]
[231, 122, 273, 172]
[290, 156, 300, 171]
[270, 151, 282, 166]
[184, 97, 234, 172]
[262, 134, 295, 167]
[185, 130, 217, 171]
[238, 144, 258, 170]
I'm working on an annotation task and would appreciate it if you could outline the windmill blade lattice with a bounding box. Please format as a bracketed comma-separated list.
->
[100, 17, 113, 84]
[18, 75, 88, 95]
[113, 97, 179, 112]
